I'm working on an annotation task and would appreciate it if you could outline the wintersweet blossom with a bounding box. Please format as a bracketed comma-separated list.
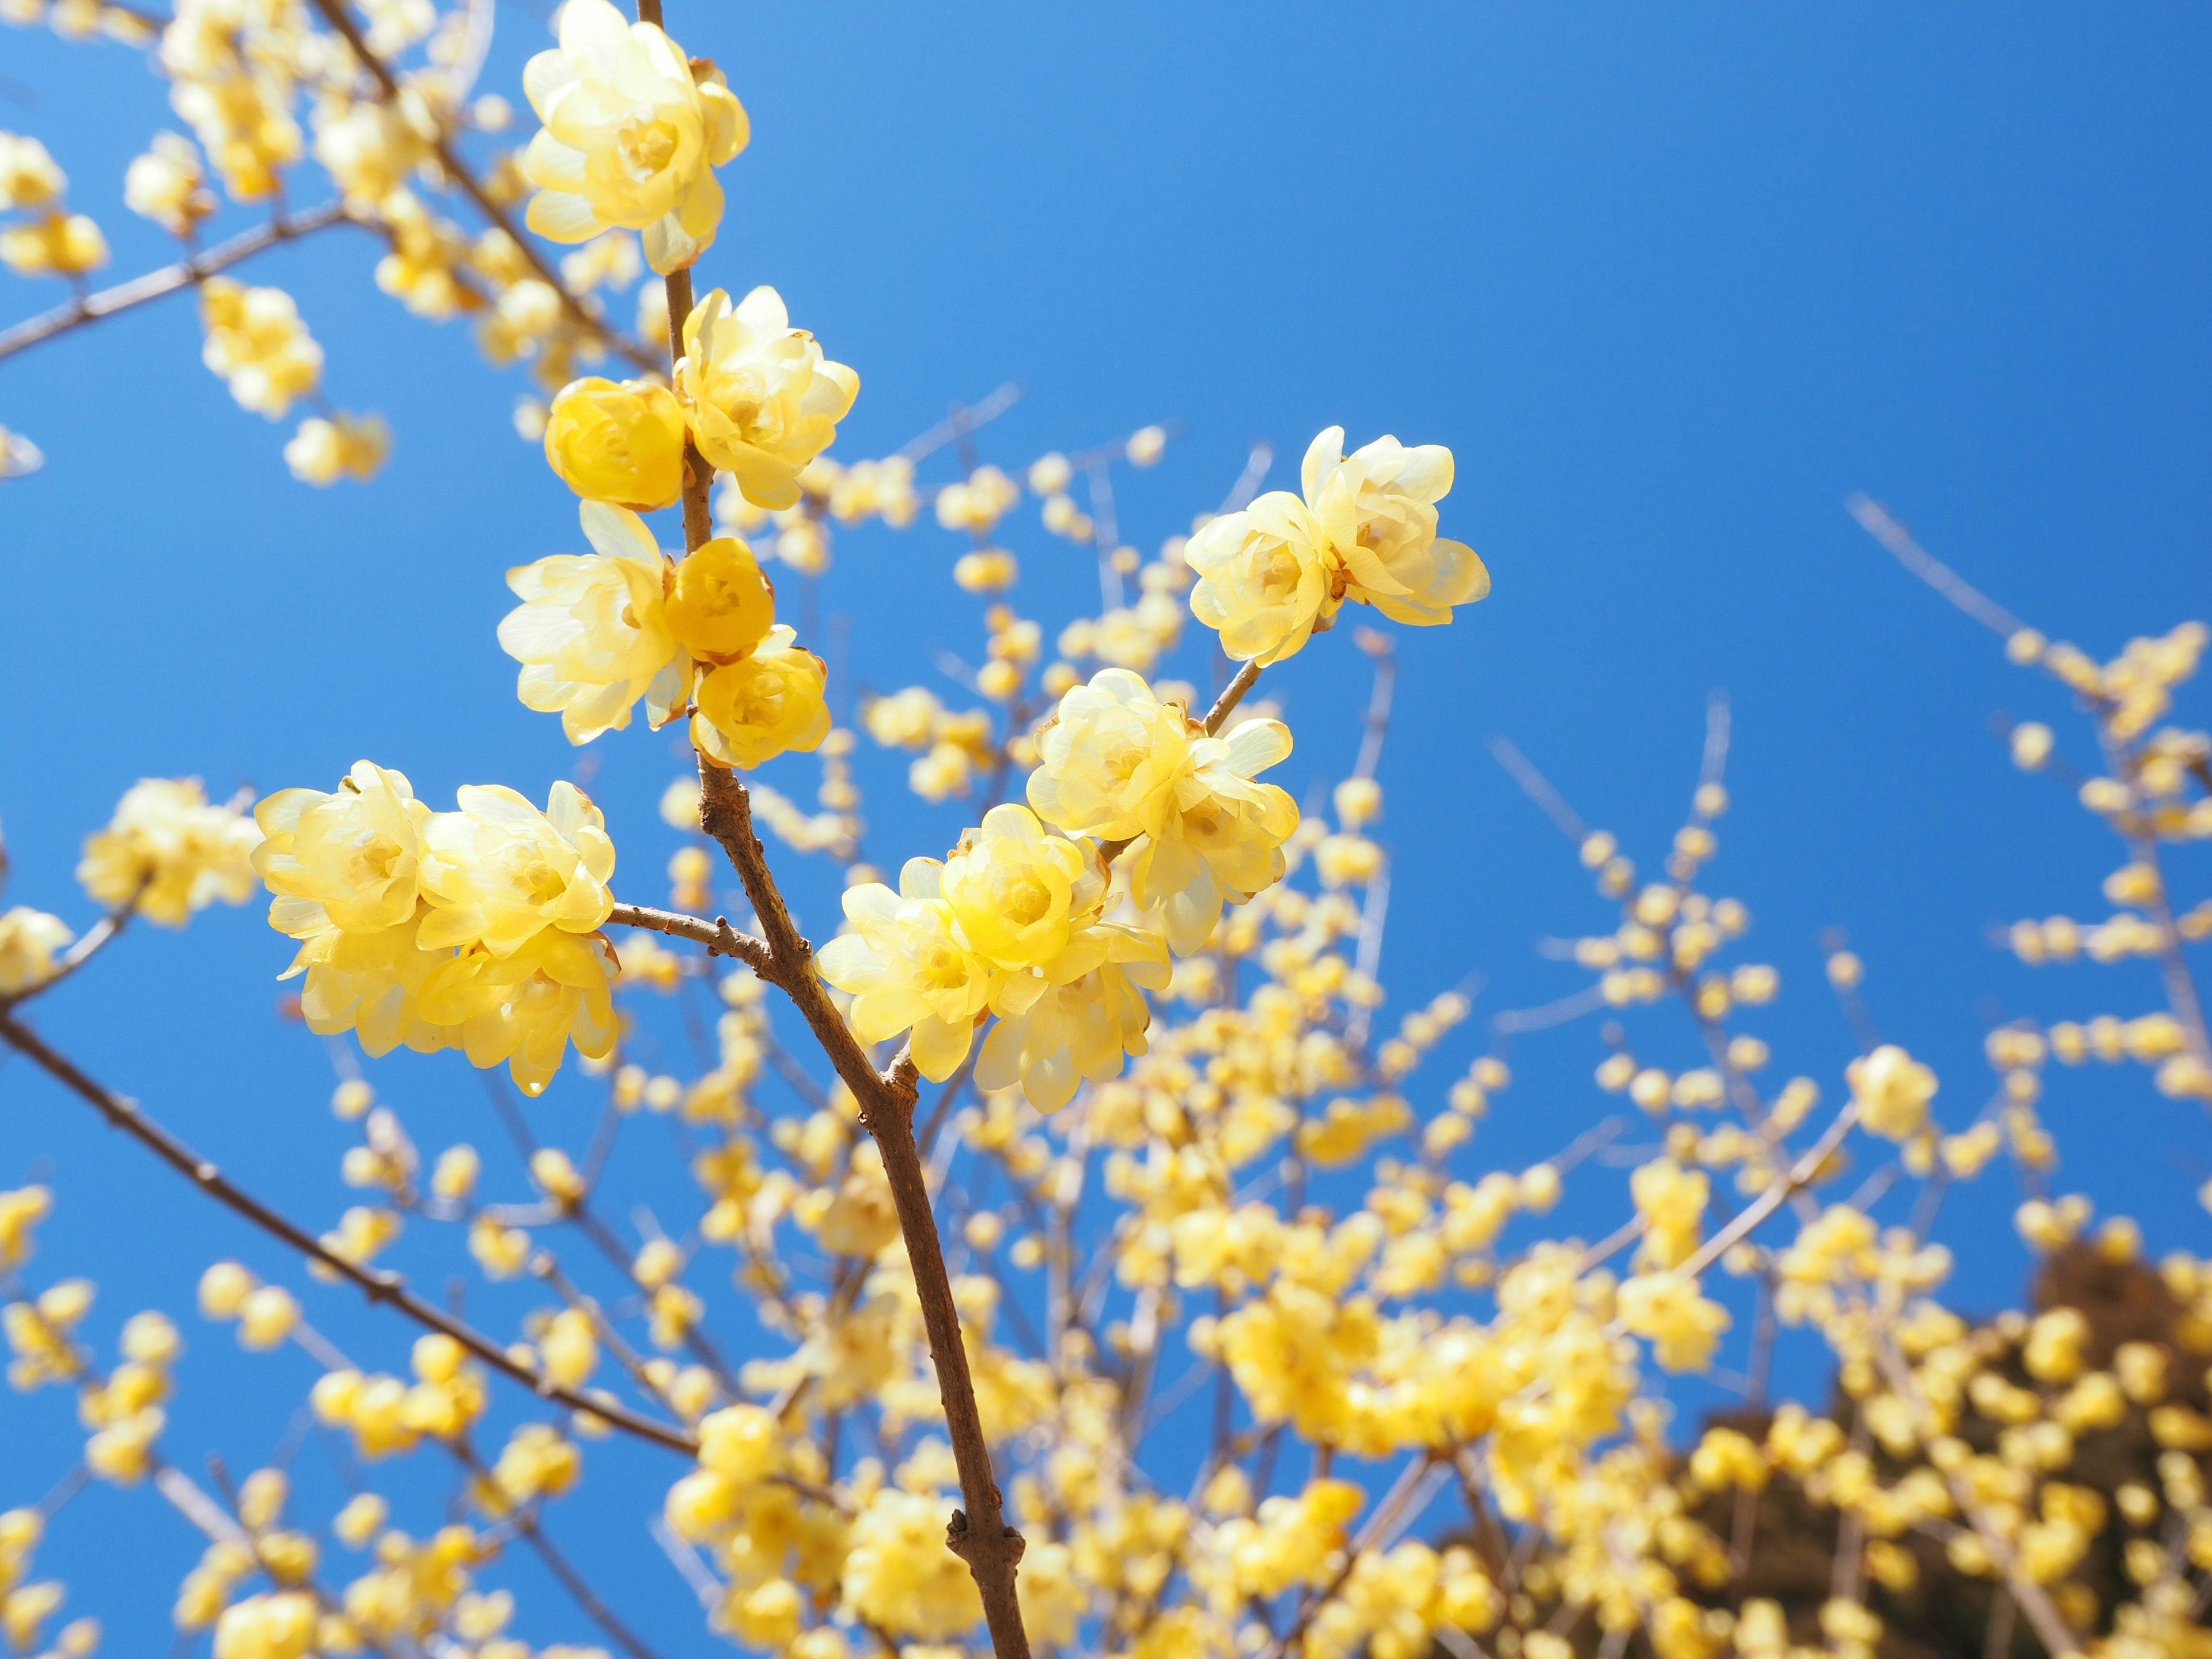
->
[416, 782, 616, 956]
[283, 411, 388, 485]
[499, 503, 689, 744]
[253, 768, 620, 1092]
[677, 286, 859, 510]
[122, 132, 213, 233]
[664, 535, 775, 665]
[1185, 492, 1336, 665]
[1302, 426, 1488, 626]
[78, 778, 258, 926]
[1848, 1043, 1938, 1142]
[0, 133, 63, 210]
[938, 805, 1104, 973]
[1187, 426, 1488, 661]
[819, 858, 996, 1081]
[0, 908, 71, 996]
[1028, 669, 1298, 950]
[974, 920, 1169, 1111]
[692, 624, 831, 770]
[520, 0, 748, 273]
[251, 760, 430, 937]
[199, 277, 321, 419]
[541, 377, 687, 510]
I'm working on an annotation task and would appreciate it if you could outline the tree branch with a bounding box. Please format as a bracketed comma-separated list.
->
[301, 0, 661, 375]
[0, 202, 353, 366]
[607, 902, 770, 974]
[0, 1006, 699, 1457]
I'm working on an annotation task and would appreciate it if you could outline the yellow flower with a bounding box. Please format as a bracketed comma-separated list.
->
[819, 858, 997, 1081]
[1025, 668, 1197, 842]
[79, 778, 259, 926]
[252, 760, 431, 938]
[287, 913, 466, 1059]
[1028, 671, 1298, 952]
[542, 376, 687, 510]
[423, 930, 620, 1097]
[840, 1487, 983, 1639]
[0, 908, 71, 995]
[975, 921, 1169, 1112]
[1185, 492, 1336, 664]
[665, 535, 775, 665]
[1847, 1043, 1937, 1142]
[519, 0, 747, 274]
[677, 286, 859, 510]
[283, 411, 388, 486]
[0, 211, 107, 278]
[939, 804, 1104, 972]
[499, 502, 690, 744]
[1301, 426, 1488, 626]
[1616, 1274, 1730, 1373]
[123, 132, 214, 233]
[417, 781, 616, 956]
[692, 624, 831, 770]
[0, 132, 65, 211]
[199, 277, 321, 419]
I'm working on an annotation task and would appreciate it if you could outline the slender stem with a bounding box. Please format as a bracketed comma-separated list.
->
[301, 0, 659, 374]
[1, 902, 134, 1009]
[452, 1440, 668, 1659]
[628, 0, 1029, 1637]
[0, 203, 353, 365]
[607, 901, 770, 973]
[0, 1007, 699, 1457]
[694, 762, 1035, 1659]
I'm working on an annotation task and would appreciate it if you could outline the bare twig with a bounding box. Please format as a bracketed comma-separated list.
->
[0, 202, 353, 365]
[0, 1007, 699, 1457]
[303, 0, 659, 374]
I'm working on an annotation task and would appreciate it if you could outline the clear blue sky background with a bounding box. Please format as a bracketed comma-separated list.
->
[3, 3, 2212, 1651]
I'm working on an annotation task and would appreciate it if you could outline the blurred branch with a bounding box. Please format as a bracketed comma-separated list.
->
[0, 200, 353, 366]
[0, 1006, 700, 1457]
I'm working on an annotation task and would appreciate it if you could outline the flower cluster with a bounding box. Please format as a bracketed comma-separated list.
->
[0, 130, 105, 279]
[1187, 426, 1488, 664]
[251, 761, 620, 1094]
[77, 777, 259, 927]
[498, 502, 831, 767]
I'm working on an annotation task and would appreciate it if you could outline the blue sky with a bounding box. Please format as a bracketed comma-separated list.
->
[3, 2, 2212, 1651]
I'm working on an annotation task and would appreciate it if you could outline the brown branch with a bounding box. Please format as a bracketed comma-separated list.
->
[452, 1440, 668, 1659]
[301, 0, 660, 375]
[695, 743, 1032, 1659]
[0, 202, 353, 366]
[0, 1006, 699, 1457]
[607, 902, 770, 974]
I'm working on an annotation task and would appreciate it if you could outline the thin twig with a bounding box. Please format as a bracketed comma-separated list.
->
[0, 202, 353, 365]
[302, 0, 659, 374]
[0, 1007, 699, 1456]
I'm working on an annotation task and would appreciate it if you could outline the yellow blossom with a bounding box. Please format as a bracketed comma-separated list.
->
[1301, 425, 1488, 626]
[1185, 492, 1336, 664]
[542, 376, 687, 510]
[0, 908, 71, 995]
[692, 624, 832, 769]
[78, 778, 258, 926]
[665, 535, 776, 664]
[677, 285, 859, 510]
[499, 503, 690, 744]
[282, 411, 389, 486]
[123, 131, 214, 233]
[417, 781, 616, 956]
[519, 0, 748, 273]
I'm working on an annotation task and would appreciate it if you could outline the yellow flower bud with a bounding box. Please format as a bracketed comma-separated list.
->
[543, 377, 686, 510]
[665, 536, 775, 664]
